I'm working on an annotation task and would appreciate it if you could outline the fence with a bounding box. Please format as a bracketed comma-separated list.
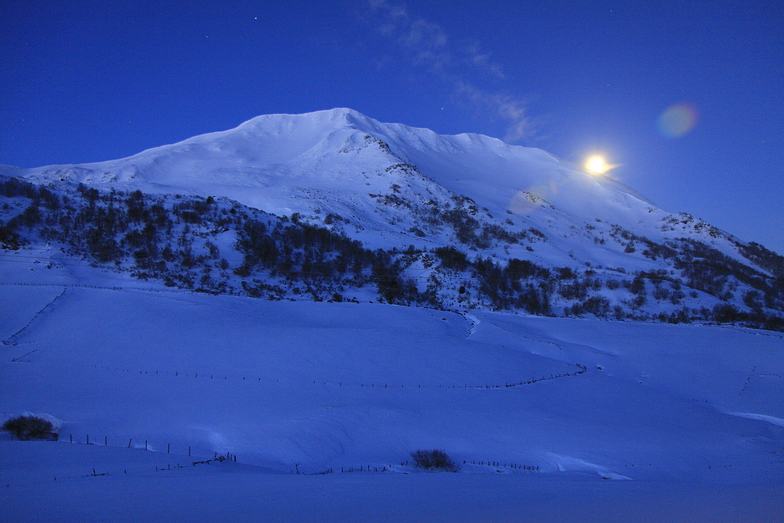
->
[56, 431, 231, 463]
[84, 361, 589, 392]
[49, 431, 551, 477]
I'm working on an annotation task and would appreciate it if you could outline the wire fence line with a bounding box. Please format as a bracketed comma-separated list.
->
[83, 362, 589, 392]
[42, 431, 548, 478]
[55, 431, 232, 463]
[3, 286, 66, 346]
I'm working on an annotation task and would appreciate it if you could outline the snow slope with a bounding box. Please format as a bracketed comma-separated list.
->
[1, 257, 783, 520]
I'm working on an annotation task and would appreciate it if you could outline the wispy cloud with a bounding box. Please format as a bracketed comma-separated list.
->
[365, 0, 535, 142]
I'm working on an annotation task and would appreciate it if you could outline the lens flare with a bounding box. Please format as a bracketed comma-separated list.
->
[658, 103, 698, 138]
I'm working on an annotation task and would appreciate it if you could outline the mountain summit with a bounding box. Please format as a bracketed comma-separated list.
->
[2, 108, 783, 327]
[6, 108, 706, 251]
[15, 108, 641, 222]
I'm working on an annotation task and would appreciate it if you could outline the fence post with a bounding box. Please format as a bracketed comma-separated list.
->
[128, 438, 132, 448]
[105, 436, 108, 446]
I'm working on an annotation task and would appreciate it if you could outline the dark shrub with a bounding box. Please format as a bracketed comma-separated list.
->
[2, 415, 54, 440]
[411, 449, 459, 472]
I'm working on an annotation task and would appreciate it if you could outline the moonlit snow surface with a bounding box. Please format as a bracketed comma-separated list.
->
[1, 109, 783, 520]
[1, 257, 783, 521]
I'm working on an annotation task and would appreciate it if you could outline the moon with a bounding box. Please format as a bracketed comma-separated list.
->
[585, 155, 609, 174]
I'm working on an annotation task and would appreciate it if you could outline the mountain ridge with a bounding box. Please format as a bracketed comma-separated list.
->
[2, 108, 783, 328]
[0, 109, 724, 256]
[4, 108, 650, 220]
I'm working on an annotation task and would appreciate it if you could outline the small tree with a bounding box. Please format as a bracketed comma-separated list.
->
[2, 415, 54, 440]
[411, 449, 459, 472]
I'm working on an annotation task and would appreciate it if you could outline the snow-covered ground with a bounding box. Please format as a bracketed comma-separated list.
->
[1, 256, 782, 521]
[3, 440, 782, 522]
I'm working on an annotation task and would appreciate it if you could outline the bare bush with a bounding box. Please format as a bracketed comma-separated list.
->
[411, 449, 459, 472]
[2, 415, 54, 440]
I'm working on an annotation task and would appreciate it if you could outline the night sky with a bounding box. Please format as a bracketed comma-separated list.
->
[2, 0, 782, 253]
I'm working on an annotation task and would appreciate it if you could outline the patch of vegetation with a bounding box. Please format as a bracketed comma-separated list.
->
[3, 175, 784, 330]
[3, 415, 55, 440]
[411, 449, 459, 472]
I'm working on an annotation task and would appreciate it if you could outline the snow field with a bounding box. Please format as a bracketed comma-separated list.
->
[2, 281, 782, 481]
[2, 440, 783, 522]
[1, 262, 783, 520]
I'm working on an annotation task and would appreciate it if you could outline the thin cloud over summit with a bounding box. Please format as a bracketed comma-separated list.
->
[366, 0, 535, 143]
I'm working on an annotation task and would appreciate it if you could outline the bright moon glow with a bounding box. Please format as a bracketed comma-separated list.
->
[585, 155, 609, 174]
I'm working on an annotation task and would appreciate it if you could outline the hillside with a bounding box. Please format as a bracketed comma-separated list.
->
[2, 109, 783, 520]
[1, 109, 784, 328]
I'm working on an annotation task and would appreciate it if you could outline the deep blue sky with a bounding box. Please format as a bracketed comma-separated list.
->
[2, 0, 782, 253]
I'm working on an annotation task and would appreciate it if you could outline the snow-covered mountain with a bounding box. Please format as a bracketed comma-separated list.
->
[2, 108, 783, 327]
[3, 110, 784, 519]
[1, 108, 721, 254]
